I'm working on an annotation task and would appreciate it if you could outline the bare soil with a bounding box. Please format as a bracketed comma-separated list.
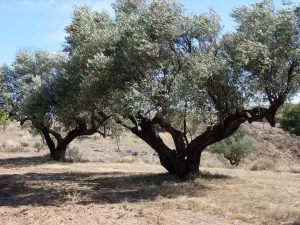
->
[0, 123, 300, 225]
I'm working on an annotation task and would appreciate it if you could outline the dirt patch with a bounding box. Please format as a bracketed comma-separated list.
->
[0, 161, 251, 225]
[0, 154, 300, 225]
[1, 123, 300, 225]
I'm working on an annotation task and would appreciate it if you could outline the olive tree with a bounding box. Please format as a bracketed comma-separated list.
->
[0, 68, 10, 115]
[65, 0, 300, 176]
[3, 51, 110, 160]
[0, 69, 10, 129]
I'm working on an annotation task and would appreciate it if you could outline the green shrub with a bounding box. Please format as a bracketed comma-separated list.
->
[0, 113, 10, 131]
[211, 125, 257, 166]
[280, 104, 300, 136]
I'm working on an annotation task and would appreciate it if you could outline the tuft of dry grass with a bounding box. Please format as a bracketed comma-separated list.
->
[33, 141, 44, 152]
[2, 140, 27, 153]
[289, 166, 300, 174]
[274, 164, 300, 174]
[20, 142, 29, 147]
[65, 145, 83, 162]
[267, 205, 300, 225]
[250, 158, 275, 171]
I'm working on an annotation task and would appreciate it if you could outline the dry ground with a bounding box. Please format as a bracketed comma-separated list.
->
[0, 123, 300, 225]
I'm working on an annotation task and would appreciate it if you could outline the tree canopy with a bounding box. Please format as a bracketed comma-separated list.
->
[3, 51, 111, 160]
[3, 0, 300, 176]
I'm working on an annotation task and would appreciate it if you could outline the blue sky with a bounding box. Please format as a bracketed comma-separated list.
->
[0, 0, 287, 66]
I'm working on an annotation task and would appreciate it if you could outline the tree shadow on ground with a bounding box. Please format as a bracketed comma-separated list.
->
[0, 155, 52, 168]
[0, 170, 231, 207]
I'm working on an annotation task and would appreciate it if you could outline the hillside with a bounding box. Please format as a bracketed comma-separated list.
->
[246, 122, 300, 169]
[0, 122, 300, 172]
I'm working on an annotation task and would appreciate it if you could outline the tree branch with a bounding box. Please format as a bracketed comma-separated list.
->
[47, 128, 63, 142]
[152, 114, 186, 152]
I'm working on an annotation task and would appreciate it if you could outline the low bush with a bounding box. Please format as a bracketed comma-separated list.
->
[211, 125, 258, 166]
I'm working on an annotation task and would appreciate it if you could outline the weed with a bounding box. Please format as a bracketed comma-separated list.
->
[20, 142, 29, 147]
[33, 142, 44, 152]
[65, 145, 82, 162]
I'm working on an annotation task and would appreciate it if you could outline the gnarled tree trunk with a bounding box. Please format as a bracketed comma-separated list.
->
[120, 98, 284, 177]
[51, 145, 67, 161]
[40, 119, 109, 161]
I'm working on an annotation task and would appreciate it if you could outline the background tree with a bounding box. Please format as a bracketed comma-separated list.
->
[64, 0, 300, 177]
[280, 103, 300, 135]
[3, 51, 110, 160]
[0, 67, 9, 115]
[0, 65, 13, 131]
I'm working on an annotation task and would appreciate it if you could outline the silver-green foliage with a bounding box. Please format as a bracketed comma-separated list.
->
[2, 0, 300, 172]
[3, 51, 69, 131]
[65, 0, 300, 133]
[227, 0, 300, 102]
[212, 125, 257, 166]
[65, 0, 223, 129]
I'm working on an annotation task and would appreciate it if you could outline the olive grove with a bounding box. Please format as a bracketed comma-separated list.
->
[3, 0, 300, 176]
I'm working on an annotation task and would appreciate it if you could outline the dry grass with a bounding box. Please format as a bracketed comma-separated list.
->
[1, 122, 300, 225]
[2, 140, 27, 153]
[250, 158, 275, 171]
[198, 168, 300, 225]
[1, 155, 300, 225]
[0, 123, 46, 155]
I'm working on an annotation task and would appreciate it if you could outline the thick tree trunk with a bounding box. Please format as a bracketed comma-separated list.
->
[170, 147, 203, 177]
[186, 150, 202, 174]
[121, 100, 285, 178]
[42, 120, 104, 161]
[42, 126, 92, 161]
[155, 146, 203, 177]
[158, 149, 177, 175]
[51, 144, 67, 161]
[121, 116, 178, 174]
[129, 115, 245, 177]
